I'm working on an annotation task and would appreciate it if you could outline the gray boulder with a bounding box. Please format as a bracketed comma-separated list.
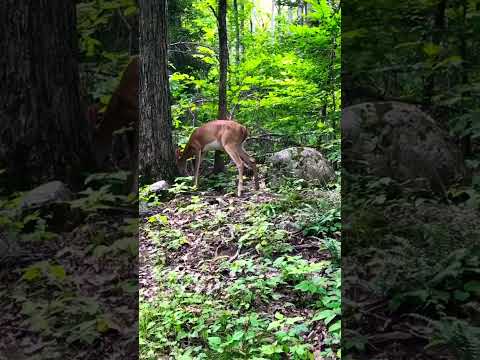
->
[150, 180, 169, 193]
[17, 181, 78, 232]
[342, 101, 465, 193]
[270, 147, 335, 185]
[20, 181, 73, 210]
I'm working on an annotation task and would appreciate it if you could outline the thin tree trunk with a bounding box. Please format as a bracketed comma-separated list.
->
[329, 36, 337, 124]
[139, 0, 177, 182]
[217, 0, 229, 120]
[214, 0, 229, 173]
[297, 1, 304, 25]
[271, 0, 276, 35]
[423, 0, 446, 105]
[288, 2, 293, 23]
[0, 0, 89, 190]
[234, 0, 241, 65]
[460, 0, 471, 157]
[251, 6, 257, 33]
[240, 2, 245, 54]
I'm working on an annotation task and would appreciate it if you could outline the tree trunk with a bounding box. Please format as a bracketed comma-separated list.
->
[240, 2, 245, 54]
[459, 0, 471, 157]
[423, 0, 446, 105]
[214, 0, 229, 173]
[139, 0, 177, 182]
[218, 0, 229, 120]
[0, 0, 90, 190]
[251, 6, 257, 33]
[288, 1, 293, 23]
[329, 36, 337, 117]
[297, 1, 304, 25]
[234, 0, 241, 65]
[271, 0, 276, 35]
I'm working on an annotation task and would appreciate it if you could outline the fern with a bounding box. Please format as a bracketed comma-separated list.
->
[429, 318, 480, 360]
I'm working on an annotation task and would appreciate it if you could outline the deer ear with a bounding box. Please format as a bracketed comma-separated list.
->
[175, 148, 181, 158]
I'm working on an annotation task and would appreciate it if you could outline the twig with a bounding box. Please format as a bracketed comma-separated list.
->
[169, 41, 216, 52]
[117, 9, 132, 31]
[228, 243, 243, 263]
[214, 243, 222, 257]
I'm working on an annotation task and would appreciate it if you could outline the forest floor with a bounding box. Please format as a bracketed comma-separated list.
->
[139, 168, 341, 359]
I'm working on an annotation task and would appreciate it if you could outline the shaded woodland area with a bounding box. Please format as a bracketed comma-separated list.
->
[343, 0, 480, 359]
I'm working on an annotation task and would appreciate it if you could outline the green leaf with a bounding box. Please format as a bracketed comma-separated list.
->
[48, 265, 66, 280]
[453, 290, 470, 302]
[423, 43, 441, 57]
[260, 344, 284, 355]
[208, 337, 222, 351]
[465, 280, 480, 295]
[22, 266, 42, 281]
[329, 320, 341, 332]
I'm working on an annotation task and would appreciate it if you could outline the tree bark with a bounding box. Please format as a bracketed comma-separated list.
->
[423, 0, 446, 105]
[271, 0, 276, 35]
[217, 0, 229, 120]
[288, 1, 293, 23]
[297, 1, 304, 25]
[240, 2, 245, 54]
[214, 0, 229, 173]
[139, 0, 177, 182]
[234, 0, 241, 65]
[251, 6, 257, 33]
[459, 0, 471, 157]
[0, 0, 90, 190]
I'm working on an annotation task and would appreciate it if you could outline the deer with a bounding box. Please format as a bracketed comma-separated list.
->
[89, 56, 139, 194]
[176, 120, 259, 197]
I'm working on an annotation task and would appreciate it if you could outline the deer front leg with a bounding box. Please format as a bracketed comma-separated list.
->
[194, 150, 202, 187]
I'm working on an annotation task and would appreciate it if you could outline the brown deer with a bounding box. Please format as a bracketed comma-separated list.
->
[176, 120, 259, 196]
[90, 57, 139, 193]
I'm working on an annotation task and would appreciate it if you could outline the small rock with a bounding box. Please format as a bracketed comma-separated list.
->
[149, 180, 169, 193]
[278, 220, 298, 232]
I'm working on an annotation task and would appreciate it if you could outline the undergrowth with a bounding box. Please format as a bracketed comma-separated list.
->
[140, 174, 341, 359]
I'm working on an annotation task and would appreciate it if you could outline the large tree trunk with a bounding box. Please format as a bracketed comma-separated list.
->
[213, 0, 229, 173]
[139, 0, 177, 182]
[0, 0, 90, 190]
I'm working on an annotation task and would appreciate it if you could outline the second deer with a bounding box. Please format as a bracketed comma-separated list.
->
[176, 120, 259, 197]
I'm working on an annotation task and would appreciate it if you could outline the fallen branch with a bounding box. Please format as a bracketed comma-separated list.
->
[245, 133, 301, 146]
[228, 243, 243, 263]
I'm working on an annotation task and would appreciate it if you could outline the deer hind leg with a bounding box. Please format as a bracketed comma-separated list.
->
[194, 150, 202, 187]
[223, 144, 245, 197]
[237, 145, 259, 190]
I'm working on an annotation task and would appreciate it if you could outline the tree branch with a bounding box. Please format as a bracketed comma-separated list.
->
[208, 5, 219, 21]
